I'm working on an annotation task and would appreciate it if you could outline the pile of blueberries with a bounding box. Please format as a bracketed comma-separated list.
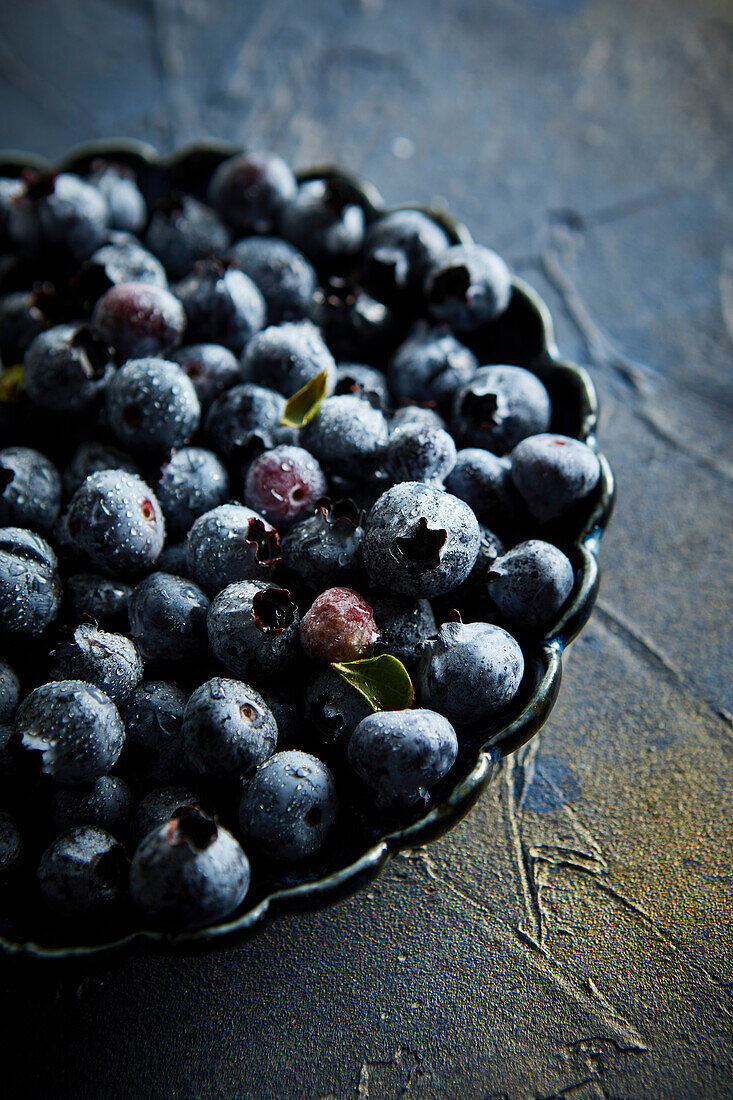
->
[0, 150, 602, 938]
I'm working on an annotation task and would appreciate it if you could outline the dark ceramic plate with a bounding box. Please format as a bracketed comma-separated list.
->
[0, 141, 615, 960]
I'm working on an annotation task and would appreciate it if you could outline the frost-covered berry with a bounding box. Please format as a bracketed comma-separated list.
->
[390, 405, 447, 435]
[204, 383, 292, 464]
[242, 320, 336, 398]
[227, 236, 317, 324]
[171, 343, 243, 409]
[23, 324, 114, 414]
[145, 193, 230, 280]
[239, 750, 338, 861]
[388, 323, 478, 412]
[304, 666, 372, 753]
[363, 209, 450, 303]
[17, 680, 125, 784]
[0, 446, 61, 530]
[362, 482, 480, 598]
[0, 527, 61, 636]
[50, 624, 143, 704]
[280, 178, 365, 268]
[121, 681, 188, 785]
[488, 539, 575, 630]
[78, 233, 168, 307]
[38, 826, 128, 921]
[301, 395, 389, 479]
[510, 433, 602, 522]
[348, 709, 458, 807]
[313, 276, 397, 363]
[62, 441, 141, 499]
[209, 152, 297, 235]
[155, 447, 229, 538]
[281, 498, 365, 586]
[208, 581, 300, 679]
[65, 470, 165, 575]
[444, 447, 515, 527]
[418, 621, 524, 725]
[383, 422, 457, 486]
[300, 587, 379, 663]
[106, 358, 201, 453]
[50, 774, 133, 834]
[65, 574, 132, 631]
[451, 365, 551, 455]
[176, 260, 265, 353]
[244, 445, 327, 526]
[183, 677, 277, 778]
[334, 363, 390, 409]
[128, 573, 209, 660]
[90, 162, 147, 234]
[370, 594, 437, 669]
[92, 282, 186, 360]
[426, 244, 512, 332]
[130, 807, 250, 930]
[186, 504, 281, 594]
[9, 171, 108, 261]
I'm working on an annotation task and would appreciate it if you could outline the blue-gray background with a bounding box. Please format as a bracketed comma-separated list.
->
[1, 1, 732, 1096]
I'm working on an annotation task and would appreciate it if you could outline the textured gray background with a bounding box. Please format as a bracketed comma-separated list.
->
[1, 1, 732, 1096]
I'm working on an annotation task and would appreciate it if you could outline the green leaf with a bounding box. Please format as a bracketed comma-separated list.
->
[279, 369, 330, 428]
[0, 364, 24, 403]
[331, 654, 414, 713]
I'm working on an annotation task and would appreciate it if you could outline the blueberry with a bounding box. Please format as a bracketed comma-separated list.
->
[426, 244, 512, 332]
[77, 233, 168, 308]
[62, 440, 141, 499]
[362, 482, 480, 598]
[510, 433, 602, 522]
[130, 806, 250, 930]
[334, 363, 390, 410]
[383, 422, 457, 487]
[186, 504, 281, 594]
[0, 658, 20, 725]
[390, 405, 447, 434]
[92, 282, 186, 361]
[120, 681, 188, 785]
[0, 527, 61, 636]
[488, 539, 575, 630]
[38, 826, 128, 922]
[451, 365, 552, 454]
[49, 774, 134, 834]
[300, 586, 379, 663]
[23, 324, 114, 413]
[171, 343, 243, 409]
[0, 811, 23, 881]
[450, 524, 506, 608]
[156, 541, 191, 577]
[129, 785, 198, 849]
[65, 470, 165, 575]
[303, 667, 372, 753]
[0, 446, 61, 530]
[145, 193, 230, 280]
[17, 680, 125, 783]
[363, 209, 449, 303]
[279, 178, 365, 268]
[301, 395, 389, 479]
[370, 594, 437, 669]
[227, 236, 317, 324]
[313, 276, 397, 363]
[243, 320, 337, 400]
[239, 750, 337, 861]
[204, 383, 292, 465]
[418, 621, 524, 725]
[155, 447, 229, 537]
[0, 290, 51, 364]
[388, 323, 478, 411]
[348, 709, 458, 807]
[209, 152, 297, 235]
[444, 447, 515, 528]
[183, 677, 277, 778]
[106, 357, 201, 453]
[244, 444, 327, 526]
[51, 624, 143, 704]
[176, 259, 265, 353]
[281, 498, 365, 587]
[208, 581, 299, 678]
[0, 177, 23, 248]
[90, 162, 147, 234]
[128, 572, 209, 660]
[9, 171, 108, 261]
[257, 689, 299, 750]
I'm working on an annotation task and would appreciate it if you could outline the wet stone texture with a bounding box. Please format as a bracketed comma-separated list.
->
[1, 0, 732, 1096]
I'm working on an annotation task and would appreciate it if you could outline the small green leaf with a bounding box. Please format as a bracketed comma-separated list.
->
[279, 370, 330, 428]
[331, 654, 414, 713]
[0, 364, 24, 403]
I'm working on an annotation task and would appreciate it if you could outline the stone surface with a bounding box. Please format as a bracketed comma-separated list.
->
[0, 0, 732, 1096]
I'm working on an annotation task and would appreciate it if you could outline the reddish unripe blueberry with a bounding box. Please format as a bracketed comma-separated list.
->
[244, 445, 327, 526]
[300, 587, 379, 663]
